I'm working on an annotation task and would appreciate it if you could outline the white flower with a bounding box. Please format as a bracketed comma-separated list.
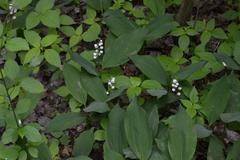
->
[222, 62, 227, 67]
[172, 88, 176, 92]
[177, 92, 181, 96]
[171, 78, 182, 96]
[173, 79, 178, 83]
[93, 39, 104, 59]
[178, 87, 182, 90]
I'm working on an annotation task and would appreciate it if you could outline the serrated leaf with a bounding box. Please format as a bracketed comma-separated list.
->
[4, 59, 20, 80]
[24, 30, 41, 48]
[20, 77, 45, 94]
[41, 34, 58, 47]
[124, 100, 152, 160]
[47, 112, 85, 132]
[60, 15, 75, 25]
[23, 125, 42, 143]
[131, 55, 168, 85]
[40, 10, 60, 28]
[103, 28, 148, 68]
[26, 12, 40, 29]
[82, 23, 101, 42]
[168, 108, 197, 160]
[44, 49, 61, 68]
[5, 38, 29, 52]
[73, 129, 94, 156]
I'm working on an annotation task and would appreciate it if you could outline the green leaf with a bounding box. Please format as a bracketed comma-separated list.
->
[19, 151, 27, 160]
[44, 49, 61, 68]
[141, 80, 162, 89]
[20, 77, 45, 94]
[124, 100, 152, 160]
[15, 0, 32, 9]
[202, 76, 231, 124]
[47, 112, 85, 132]
[5, 38, 29, 52]
[146, 15, 176, 41]
[60, 15, 75, 25]
[63, 64, 87, 104]
[168, 108, 197, 160]
[106, 106, 128, 154]
[40, 10, 60, 28]
[73, 129, 94, 156]
[143, 0, 165, 15]
[41, 34, 58, 47]
[103, 143, 125, 160]
[82, 23, 101, 42]
[178, 35, 190, 51]
[212, 28, 228, 39]
[71, 53, 98, 76]
[131, 55, 168, 85]
[104, 10, 137, 36]
[94, 130, 105, 141]
[207, 136, 225, 160]
[103, 28, 148, 68]
[0, 144, 19, 160]
[148, 106, 159, 137]
[195, 124, 212, 138]
[69, 35, 82, 48]
[233, 41, 240, 65]
[2, 128, 18, 144]
[226, 141, 240, 160]
[214, 53, 240, 70]
[220, 112, 240, 123]
[26, 12, 40, 29]
[24, 30, 41, 48]
[86, 0, 111, 11]
[79, 70, 108, 102]
[36, 143, 51, 160]
[35, 0, 55, 13]
[0, 20, 4, 36]
[28, 147, 38, 158]
[175, 61, 207, 80]
[23, 125, 42, 143]
[83, 102, 109, 113]
[4, 59, 20, 80]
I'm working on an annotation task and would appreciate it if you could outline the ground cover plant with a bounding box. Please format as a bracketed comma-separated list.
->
[0, 0, 240, 159]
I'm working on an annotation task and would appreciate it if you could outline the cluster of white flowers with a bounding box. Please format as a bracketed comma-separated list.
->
[108, 77, 116, 90]
[93, 39, 104, 59]
[9, 1, 17, 20]
[171, 79, 182, 96]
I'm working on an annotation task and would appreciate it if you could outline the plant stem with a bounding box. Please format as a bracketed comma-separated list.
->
[0, 68, 20, 128]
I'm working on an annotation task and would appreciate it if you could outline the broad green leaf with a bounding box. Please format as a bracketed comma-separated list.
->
[23, 125, 42, 143]
[149, 150, 165, 160]
[124, 100, 152, 160]
[195, 124, 212, 138]
[35, 143, 51, 160]
[73, 129, 94, 156]
[220, 112, 240, 123]
[19, 151, 27, 160]
[86, 0, 111, 11]
[175, 61, 207, 80]
[104, 10, 137, 36]
[44, 49, 61, 68]
[148, 106, 159, 137]
[26, 12, 40, 29]
[5, 38, 29, 52]
[40, 10, 60, 28]
[146, 15, 176, 41]
[0, 144, 19, 160]
[168, 108, 197, 160]
[15, 98, 31, 116]
[202, 76, 231, 124]
[35, 0, 55, 13]
[212, 28, 228, 39]
[131, 55, 168, 85]
[71, 53, 98, 76]
[0, 20, 4, 36]
[63, 64, 87, 104]
[41, 35, 58, 47]
[4, 59, 20, 80]
[82, 23, 101, 42]
[233, 41, 240, 65]
[60, 15, 75, 25]
[178, 35, 190, 51]
[83, 102, 109, 113]
[226, 141, 240, 160]
[69, 35, 82, 48]
[103, 143, 125, 160]
[106, 106, 128, 154]
[20, 77, 45, 94]
[103, 28, 148, 68]
[207, 136, 225, 160]
[47, 112, 85, 132]
[24, 48, 41, 64]
[28, 147, 38, 158]
[143, 0, 165, 15]
[15, 0, 32, 9]
[24, 30, 41, 48]
[214, 53, 240, 70]
[2, 128, 18, 144]
[79, 70, 107, 102]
